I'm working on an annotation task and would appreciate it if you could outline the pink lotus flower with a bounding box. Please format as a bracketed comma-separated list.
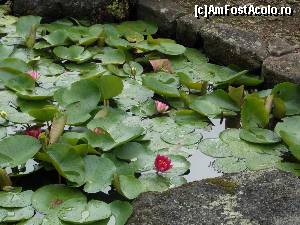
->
[25, 127, 42, 139]
[27, 70, 40, 80]
[154, 154, 173, 173]
[93, 127, 104, 135]
[155, 101, 169, 113]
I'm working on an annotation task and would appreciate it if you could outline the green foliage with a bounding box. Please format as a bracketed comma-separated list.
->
[0, 6, 300, 224]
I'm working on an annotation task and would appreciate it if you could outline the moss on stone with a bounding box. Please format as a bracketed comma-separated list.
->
[206, 177, 239, 194]
[107, 0, 129, 20]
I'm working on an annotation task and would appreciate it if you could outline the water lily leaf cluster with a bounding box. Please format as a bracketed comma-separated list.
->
[0, 4, 300, 224]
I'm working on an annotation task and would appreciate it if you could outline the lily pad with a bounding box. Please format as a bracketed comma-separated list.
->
[109, 201, 133, 225]
[0, 190, 33, 208]
[32, 184, 86, 214]
[58, 199, 111, 224]
[239, 128, 281, 144]
[83, 155, 116, 193]
[0, 135, 41, 168]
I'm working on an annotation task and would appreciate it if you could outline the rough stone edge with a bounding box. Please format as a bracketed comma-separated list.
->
[136, 0, 300, 85]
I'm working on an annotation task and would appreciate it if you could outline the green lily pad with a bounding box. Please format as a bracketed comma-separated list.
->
[275, 116, 300, 146]
[94, 49, 125, 65]
[213, 157, 247, 173]
[161, 127, 202, 146]
[0, 44, 14, 60]
[0, 190, 33, 208]
[239, 128, 281, 144]
[32, 184, 86, 214]
[123, 61, 143, 76]
[115, 175, 144, 200]
[241, 94, 269, 129]
[200, 139, 232, 158]
[16, 16, 41, 38]
[1, 206, 35, 222]
[142, 76, 180, 97]
[58, 199, 111, 224]
[272, 82, 300, 116]
[109, 201, 133, 225]
[139, 174, 169, 192]
[0, 67, 35, 92]
[0, 135, 41, 168]
[46, 144, 85, 185]
[98, 75, 123, 100]
[83, 155, 116, 193]
[53, 45, 92, 63]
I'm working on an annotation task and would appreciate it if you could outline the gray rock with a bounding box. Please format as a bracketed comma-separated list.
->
[12, 0, 134, 22]
[200, 23, 268, 71]
[127, 170, 300, 225]
[267, 37, 299, 57]
[262, 53, 300, 85]
[176, 14, 204, 48]
[136, 0, 187, 38]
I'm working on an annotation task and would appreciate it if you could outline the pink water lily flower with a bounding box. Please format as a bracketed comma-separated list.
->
[25, 127, 42, 139]
[155, 100, 169, 113]
[154, 154, 173, 173]
[28, 70, 40, 80]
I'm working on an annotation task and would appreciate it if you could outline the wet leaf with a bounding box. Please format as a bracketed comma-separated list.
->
[83, 155, 116, 193]
[58, 199, 111, 223]
[0, 135, 41, 168]
[32, 184, 86, 214]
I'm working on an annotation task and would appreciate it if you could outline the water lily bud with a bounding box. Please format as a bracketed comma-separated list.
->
[154, 154, 173, 173]
[27, 70, 40, 80]
[131, 67, 137, 76]
[94, 127, 104, 135]
[0, 111, 7, 119]
[25, 127, 42, 139]
[155, 100, 169, 113]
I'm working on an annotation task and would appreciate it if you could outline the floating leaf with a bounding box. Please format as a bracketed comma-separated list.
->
[58, 199, 111, 224]
[53, 45, 92, 63]
[0, 190, 33, 208]
[142, 76, 180, 97]
[46, 144, 85, 185]
[114, 175, 144, 200]
[110, 201, 133, 225]
[0, 135, 41, 168]
[0, 44, 14, 60]
[83, 155, 116, 193]
[239, 128, 281, 144]
[32, 184, 86, 214]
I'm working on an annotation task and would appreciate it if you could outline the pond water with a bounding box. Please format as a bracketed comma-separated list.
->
[185, 119, 224, 182]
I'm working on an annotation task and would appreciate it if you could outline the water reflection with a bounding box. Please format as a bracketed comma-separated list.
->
[185, 119, 225, 182]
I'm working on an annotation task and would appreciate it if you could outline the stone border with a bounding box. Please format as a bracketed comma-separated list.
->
[136, 0, 300, 85]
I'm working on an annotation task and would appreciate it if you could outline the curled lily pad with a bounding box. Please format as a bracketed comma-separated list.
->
[123, 61, 143, 76]
[58, 199, 111, 224]
[32, 184, 86, 214]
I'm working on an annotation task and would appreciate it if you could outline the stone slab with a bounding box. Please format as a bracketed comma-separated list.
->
[127, 170, 300, 225]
